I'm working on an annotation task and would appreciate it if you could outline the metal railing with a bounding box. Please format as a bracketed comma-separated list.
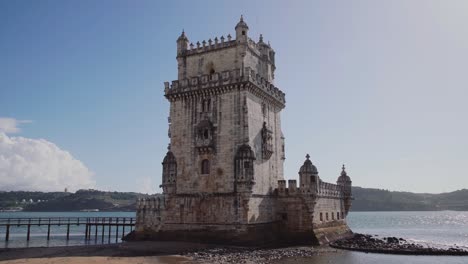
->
[0, 217, 135, 242]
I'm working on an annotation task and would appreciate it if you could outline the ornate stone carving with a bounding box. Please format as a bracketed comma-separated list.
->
[235, 144, 255, 193]
[160, 150, 177, 194]
[261, 122, 273, 160]
[195, 119, 215, 154]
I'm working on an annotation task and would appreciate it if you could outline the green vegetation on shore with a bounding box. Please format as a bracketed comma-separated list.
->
[1, 187, 467, 212]
[352, 187, 468, 211]
[0, 189, 150, 212]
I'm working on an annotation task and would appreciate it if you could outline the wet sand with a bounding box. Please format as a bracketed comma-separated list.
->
[0, 256, 193, 264]
[0, 242, 210, 264]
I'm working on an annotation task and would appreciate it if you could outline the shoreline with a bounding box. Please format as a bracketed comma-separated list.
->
[2, 234, 468, 264]
[0, 242, 334, 263]
[331, 233, 468, 256]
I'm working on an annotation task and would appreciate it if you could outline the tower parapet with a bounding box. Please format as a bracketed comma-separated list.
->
[175, 16, 276, 83]
[164, 67, 285, 108]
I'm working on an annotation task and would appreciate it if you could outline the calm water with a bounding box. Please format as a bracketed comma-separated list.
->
[1, 211, 468, 263]
[282, 211, 468, 264]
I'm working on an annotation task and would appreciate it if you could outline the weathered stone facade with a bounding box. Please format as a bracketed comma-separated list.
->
[134, 17, 353, 245]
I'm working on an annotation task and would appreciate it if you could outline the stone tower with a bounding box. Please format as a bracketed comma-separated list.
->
[162, 16, 285, 197]
[134, 17, 352, 245]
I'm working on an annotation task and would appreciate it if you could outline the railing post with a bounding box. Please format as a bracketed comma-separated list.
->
[101, 218, 105, 243]
[27, 219, 31, 241]
[66, 218, 70, 240]
[94, 219, 98, 242]
[5, 223, 10, 241]
[85, 220, 88, 240]
[108, 217, 111, 243]
[47, 218, 51, 240]
[115, 218, 119, 243]
[122, 218, 126, 238]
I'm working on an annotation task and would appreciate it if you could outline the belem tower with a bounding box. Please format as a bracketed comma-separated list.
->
[134, 16, 353, 245]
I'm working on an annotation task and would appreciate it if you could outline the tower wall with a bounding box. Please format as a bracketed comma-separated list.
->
[246, 92, 284, 195]
[179, 45, 239, 79]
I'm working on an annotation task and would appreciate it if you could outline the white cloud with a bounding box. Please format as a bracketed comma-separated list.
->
[136, 176, 156, 194]
[0, 132, 95, 192]
[0, 117, 31, 134]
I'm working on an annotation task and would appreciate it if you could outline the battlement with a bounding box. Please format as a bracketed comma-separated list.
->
[318, 181, 343, 198]
[164, 67, 285, 105]
[136, 196, 164, 211]
[179, 34, 273, 59]
[180, 35, 237, 57]
[277, 178, 344, 198]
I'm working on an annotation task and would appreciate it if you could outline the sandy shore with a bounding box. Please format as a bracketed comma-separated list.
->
[0, 242, 332, 264]
[0, 242, 212, 264]
[0, 256, 193, 264]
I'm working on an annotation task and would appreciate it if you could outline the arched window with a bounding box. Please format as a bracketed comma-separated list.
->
[201, 98, 211, 112]
[201, 159, 210, 174]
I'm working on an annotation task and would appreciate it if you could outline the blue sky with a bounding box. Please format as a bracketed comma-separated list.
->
[1, 0, 467, 193]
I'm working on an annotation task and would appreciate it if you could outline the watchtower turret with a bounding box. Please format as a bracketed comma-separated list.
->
[299, 154, 319, 194]
[177, 30, 189, 56]
[235, 15, 249, 43]
[337, 164, 352, 215]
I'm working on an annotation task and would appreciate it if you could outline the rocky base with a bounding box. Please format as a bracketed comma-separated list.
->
[183, 246, 325, 264]
[331, 233, 468, 255]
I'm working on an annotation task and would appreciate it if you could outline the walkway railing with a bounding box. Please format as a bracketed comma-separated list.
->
[0, 217, 135, 243]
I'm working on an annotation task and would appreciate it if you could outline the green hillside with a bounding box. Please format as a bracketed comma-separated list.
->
[1, 187, 467, 212]
[351, 187, 468, 211]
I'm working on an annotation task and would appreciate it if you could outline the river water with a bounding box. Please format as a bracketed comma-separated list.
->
[1, 211, 468, 263]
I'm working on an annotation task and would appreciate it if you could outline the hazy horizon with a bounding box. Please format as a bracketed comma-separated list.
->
[1, 0, 467, 194]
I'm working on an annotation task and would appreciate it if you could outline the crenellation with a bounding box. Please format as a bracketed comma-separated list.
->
[165, 68, 285, 106]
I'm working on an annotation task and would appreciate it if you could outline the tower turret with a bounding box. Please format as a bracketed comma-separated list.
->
[235, 15, 249, 43]
[299, 154, 319, 194]
[160, 147, 177, 194]
[177, 30, 189, 56]
[337, 164, 352, 215]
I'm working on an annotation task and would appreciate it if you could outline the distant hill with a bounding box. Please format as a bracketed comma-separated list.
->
[351, 187, 468, 211]
[0, 189, 150, 212]
[1, 187, 468, 212]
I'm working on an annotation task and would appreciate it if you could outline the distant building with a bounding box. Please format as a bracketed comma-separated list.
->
[135, 17, 352, 245]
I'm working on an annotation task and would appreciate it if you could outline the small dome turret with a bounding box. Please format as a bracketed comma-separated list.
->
[235, 15, 249, 42]
[177, 29, 188, 42]
[235, 15, 249, 30]
[299, 154, 318, 175]
[177, 30, 189, 55]
[337, 164, 351, 183]
[162, 151, 176, 165]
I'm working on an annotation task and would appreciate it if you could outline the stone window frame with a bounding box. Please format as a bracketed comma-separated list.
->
[201, 159, 210, 175]
[326, 212, 329, 221]
[201, 98, 211, 113]
[320, 212, 323, 222]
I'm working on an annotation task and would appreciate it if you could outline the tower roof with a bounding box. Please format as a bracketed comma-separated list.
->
[235, 15, 249, 30]
[337, 164, 351, 182]
[177, 30, 188, 42]
[299, 154, 318, 174]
